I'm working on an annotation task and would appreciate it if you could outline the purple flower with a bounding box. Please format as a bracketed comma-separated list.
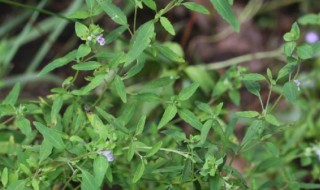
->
[100, 150, 114, 162]
[305, 31, 319, 44]
[294, 79, 301, 91]
[96, 34, 106, 46]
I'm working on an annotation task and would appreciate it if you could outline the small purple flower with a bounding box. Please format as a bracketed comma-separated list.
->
[100, 150, 114, 162]
[305, 31, 319, 44]
[96, 34, 106, 46]
[294, 79, 301, 91]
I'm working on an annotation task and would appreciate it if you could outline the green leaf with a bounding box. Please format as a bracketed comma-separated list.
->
[158, 104, 177, 129]
[125, 21, 154, 66]
[243, 80, 260, 97]
[94, 155, 109, 186]
[16, 117, 32, 136]
[178, 109, 203, 131]
[200, 120, 212, 144]
[133, 161, 145, 183]
[81, 169, 100, 190]
[282, 81, 298, 103]
[283, 22, 300, 42]
[132, 93, 161, 102]
[182, 2, 210, 15]
[38, 50, 76, 76]
[1, 167, 8, 187]
[135, 115, 146, 136]
[255, 157, 282, 173]
[144, 77, 175, 90]
[242, 73, 266, 81]
[160, 17, 175, 35]
[298, 14, 320, 25]
[75, 22, 89, 39]
[236, 111, 259, 118]
[241, 120, 264, 148]
[178, 83, 199, 101]
[297, 44, 313, 59]
[34, 122, 65, 150]
[96, 0, 128, 26]
[195, 101, 212, 114]
[72, 61, 101, 71]
[96, 107, 129, 134]
[276, 58, 298, 81]
[105, 26, 127, 44]
[82, 74, 105, 94]
[210, 175, 223, 190]
[31, 178, 39, 190]
[77, 44, 91, 59]
[39, 139, 53, 161]
[113, 75, 127, 103]
[2, 83, 20, 105]
[299, 183, 320, 189]
[209, 0, 239, 32]
[283, 42, 296, 56]
[185, 66, 214, 95]
[145, 141, 162, 157]
[142, 0, 157, 11]
[265, 114, 281, 126]
[127, 143, 135, 161]
[228, 90, 240, 106]
[7, 180, 26, 190]
[51, 95, 63, 125]
[155, 43, 185, 63]
[68, 10, 90, 19]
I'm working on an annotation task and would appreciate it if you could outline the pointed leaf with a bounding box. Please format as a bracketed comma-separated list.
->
[125, 21, 154, 66]
[72, 61, 101, 71]
[81, 169, 100, 190]
[2, 83, 20, 105]
[160, 17, 175, 35]
[34, 122, 65, 150]
[38, 50, 76, 76]
[133, 161, 145, 183]
[96, 0, 127, 26]
[178, 83, 199, 101]
[178, 109, 203, 130]
[113, 75, 127, 103]
[16, 117, 32, 136]
[210, 0, 239, 32]
[182, 2, 210, 15]
[94, 155, 109, 186]
[135, 115, 146, 136]
[158, 104, 177, 129]
[145, 141, 162, 157]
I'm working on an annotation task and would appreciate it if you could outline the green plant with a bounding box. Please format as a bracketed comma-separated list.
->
[0, 0, 320, 190]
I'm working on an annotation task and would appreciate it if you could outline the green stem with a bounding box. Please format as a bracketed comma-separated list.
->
[197, 49, 283, 70]
[0, 0, 74, 22]
[264, 84, 273, 114]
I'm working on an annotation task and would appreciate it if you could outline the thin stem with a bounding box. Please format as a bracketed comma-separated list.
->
[0, 0, 74, 22]
[197, 49, 283, 70]
[258, 94, 265, 112]
[264, 84, 273, 114]
[133, 5, 138, 32]
[0, 117, 15, 125]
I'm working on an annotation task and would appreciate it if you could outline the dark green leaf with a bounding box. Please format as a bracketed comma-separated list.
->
[243, 80, 260, 97]
[77, 44, 91, 59]
[145, 141, 162, 157]
[297, 44, 313, 59]
[135, 115, 146, 136]
[283, 81, 298, 103]
[114, 75, 127, 103]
